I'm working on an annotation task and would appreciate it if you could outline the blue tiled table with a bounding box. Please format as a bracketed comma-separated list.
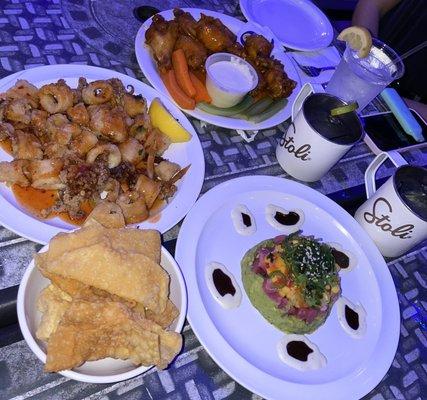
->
[0, 1, 426, 399]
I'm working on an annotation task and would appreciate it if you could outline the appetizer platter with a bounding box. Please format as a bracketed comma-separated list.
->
[17, 202, 186, 383]
[135, 8, 302, 131]
[0, 64, 204, 244]
[175, 176, 400, 400]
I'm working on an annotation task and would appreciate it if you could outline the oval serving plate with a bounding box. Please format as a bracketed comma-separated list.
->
[135, 8, 301, 131]
[0, 64, 205, 244]
[175, 175, 399, 400]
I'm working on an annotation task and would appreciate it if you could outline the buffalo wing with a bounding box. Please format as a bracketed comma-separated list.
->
[145, 15, 178, 72]
[174, 35, 207, 70]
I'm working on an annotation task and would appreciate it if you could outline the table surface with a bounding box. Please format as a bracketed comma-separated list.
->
[0, 1, 426, 399]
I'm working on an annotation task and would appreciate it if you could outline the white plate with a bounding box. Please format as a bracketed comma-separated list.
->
[175, 176, 400, 400]
[17, 244, 187, 383]
[0, 64, 205, 244]
[240, 0, 333, 51]
[135, 8, 301, 131]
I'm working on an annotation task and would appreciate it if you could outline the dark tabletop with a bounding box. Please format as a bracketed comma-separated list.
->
[0, 1, 426, 399]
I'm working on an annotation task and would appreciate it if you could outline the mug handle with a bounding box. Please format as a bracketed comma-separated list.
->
[364, 150, 408, 198]
[291, 83, 313, 121]
[290, 82, 325, 121]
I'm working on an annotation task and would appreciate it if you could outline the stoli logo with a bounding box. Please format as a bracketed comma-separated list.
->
[363, 197, 414, 239]
[279, 136, 311, 161]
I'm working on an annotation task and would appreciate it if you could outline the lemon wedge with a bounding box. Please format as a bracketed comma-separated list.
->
[149, 98, 192, 143]
[337, 26, 372, 58]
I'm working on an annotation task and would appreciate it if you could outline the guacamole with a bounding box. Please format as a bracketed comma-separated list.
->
[241, 233, 341, 334]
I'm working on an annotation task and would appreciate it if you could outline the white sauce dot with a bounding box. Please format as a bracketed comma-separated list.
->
[336, 297, 367, 339]
[231, 204, 256, 236]
[265, 205, 304, 233]
[205, 262, 242, 309]
[277, 334, 327, 371]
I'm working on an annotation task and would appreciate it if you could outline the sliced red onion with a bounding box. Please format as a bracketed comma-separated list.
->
[263, 278, 277, 294]
[284, 306, 320, 323]
[288, 306, 298, 316]
[262, 279, 284, 304]
[251, 248, 272, 276]
[257, 247, 272, 260]
[273, 235, 286, 244]
[296, 307, 319, 323]
[277, 297, 288, 309]
[251, 260, 266, 276]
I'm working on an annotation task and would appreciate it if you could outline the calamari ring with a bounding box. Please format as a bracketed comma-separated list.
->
[82, 81, 114, 105]
[39, 82, 74, 114]
[86, 143, 121, 168]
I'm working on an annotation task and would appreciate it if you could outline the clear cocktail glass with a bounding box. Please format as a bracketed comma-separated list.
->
[326, 38, 405, 110]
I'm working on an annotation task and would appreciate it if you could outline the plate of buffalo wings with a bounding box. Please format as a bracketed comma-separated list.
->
[0, 64, 204, 244]
[135, 8, 301, 131]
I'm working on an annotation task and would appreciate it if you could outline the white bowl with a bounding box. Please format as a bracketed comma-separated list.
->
[17, 244, 187, 383]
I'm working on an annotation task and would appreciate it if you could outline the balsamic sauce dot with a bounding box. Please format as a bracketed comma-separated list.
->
[241, 212, 252, 227]
[212, 268, 236, 297]
[344, 305, 359, 330]
[286, 341, 313, 362]
[331, 249, 350, 269]
[274, 211, 300, 226]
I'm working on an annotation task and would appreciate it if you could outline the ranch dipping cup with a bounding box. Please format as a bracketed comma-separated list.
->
[355, 152, 427, 258]
[276, 83, 363, 182]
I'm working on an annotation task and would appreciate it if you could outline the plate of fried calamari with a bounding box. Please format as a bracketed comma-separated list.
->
[0, 64, 204, 244]
[17, 203, 186, 383]
[135, 8, 301, 130]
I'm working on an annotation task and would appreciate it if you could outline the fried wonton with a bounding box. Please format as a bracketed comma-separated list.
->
[36, 284, 71, 342]
[36, 225, 181, 372]
[45, 225, 161, 264]
[45, 297, 182, 372]
[83, 201, 125, 229]
[145, 300, 180, 329]
[44, 241, 169, 313]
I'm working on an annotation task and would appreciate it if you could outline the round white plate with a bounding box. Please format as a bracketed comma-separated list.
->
[0, 64, 205, 244]
[135, 8, 301, 131]
[175, 176, 400, 400]
[240, 0, 333, 51]
[17, 244, 187, 383]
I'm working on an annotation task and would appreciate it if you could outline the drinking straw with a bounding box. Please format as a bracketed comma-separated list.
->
[386, 40, 427, 68]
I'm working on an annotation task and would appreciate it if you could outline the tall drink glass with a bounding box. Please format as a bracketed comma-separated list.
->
[326, 38, 404, 110]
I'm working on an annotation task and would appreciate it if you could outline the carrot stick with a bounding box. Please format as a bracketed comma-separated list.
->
[161, 70, 195, 110]
[191, 69, 206, 85]
[172, 49, 196, 98]
[189, 72, 212, 104]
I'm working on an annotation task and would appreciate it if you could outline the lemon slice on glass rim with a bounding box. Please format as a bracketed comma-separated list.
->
[337, 26, 373, 58]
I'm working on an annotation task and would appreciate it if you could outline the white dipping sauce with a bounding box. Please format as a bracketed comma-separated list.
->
[208, 60, 254, 92]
